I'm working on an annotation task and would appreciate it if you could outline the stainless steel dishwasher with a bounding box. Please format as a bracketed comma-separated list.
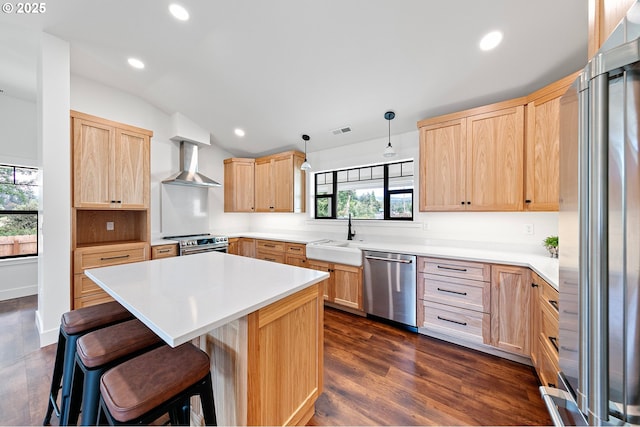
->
[363, 250, 417, 329]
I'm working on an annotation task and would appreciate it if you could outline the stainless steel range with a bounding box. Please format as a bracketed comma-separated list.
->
[164, 234, 229, 256]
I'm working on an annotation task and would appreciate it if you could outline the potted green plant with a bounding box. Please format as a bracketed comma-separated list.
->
[543, 235, 559, 258]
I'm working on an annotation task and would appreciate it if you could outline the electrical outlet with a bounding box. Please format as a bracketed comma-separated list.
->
[106, 221, 114, 231]
[524, 223, 534, 235]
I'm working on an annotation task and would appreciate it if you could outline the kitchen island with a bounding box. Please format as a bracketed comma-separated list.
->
[85, 251, 329, 426]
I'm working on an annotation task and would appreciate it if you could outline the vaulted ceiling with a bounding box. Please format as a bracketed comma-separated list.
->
[0, 0, 587, 157]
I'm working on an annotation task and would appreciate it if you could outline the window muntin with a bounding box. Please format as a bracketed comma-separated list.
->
[314, 160, 413, 221]
[0, 164, 39, 259]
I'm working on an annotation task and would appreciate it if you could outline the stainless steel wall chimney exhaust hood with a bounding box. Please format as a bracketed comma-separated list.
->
[162, 141, 221, 187]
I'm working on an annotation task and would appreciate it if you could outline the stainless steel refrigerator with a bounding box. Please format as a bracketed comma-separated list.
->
[540, 2, 640, 424]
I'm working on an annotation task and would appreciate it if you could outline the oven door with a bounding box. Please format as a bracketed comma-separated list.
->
[180, 245, 228, 256]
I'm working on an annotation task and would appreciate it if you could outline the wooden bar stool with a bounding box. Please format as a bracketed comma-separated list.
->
[43, 301, 133, 426]
[97, 343, 217, 426]
[64, 319, 163, 426]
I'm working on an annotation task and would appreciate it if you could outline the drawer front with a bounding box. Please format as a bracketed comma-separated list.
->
[256, 240, 285, 253]
[420, 273, 490, 313]
[541, 281, 560, 313]
[256, 250, 285, 264]
[74, 273, 103, 298]
[540, 300, 560, 356]
[74, 292, 114, 309]
[419, 257, 491, 282]
[421, 301, 490, 345]
[286, 243, 306, 257]
[75, 245, 148, 273]
[151, 244, 178, 259]
[537, 335, 560, 388]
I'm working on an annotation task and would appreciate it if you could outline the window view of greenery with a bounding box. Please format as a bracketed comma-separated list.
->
[314, 161, 413, 220]
[0, 165, 39, 258]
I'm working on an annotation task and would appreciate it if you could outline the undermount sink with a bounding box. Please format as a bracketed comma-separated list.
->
[305, 239, 363, 266]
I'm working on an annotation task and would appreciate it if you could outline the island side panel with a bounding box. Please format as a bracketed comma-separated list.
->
[247, 283, 324, 426]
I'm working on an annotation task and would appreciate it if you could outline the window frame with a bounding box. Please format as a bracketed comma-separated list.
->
[313, 160, 413, 221]
[0, 164, 39, 259]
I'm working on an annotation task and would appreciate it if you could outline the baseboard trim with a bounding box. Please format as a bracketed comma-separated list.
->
[35, 309, 58, 347]
[0, 285, 37, 302]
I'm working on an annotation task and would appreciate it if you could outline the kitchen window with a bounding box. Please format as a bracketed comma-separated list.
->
[314, 160, 413, 220]
[0, 164, 39, 259]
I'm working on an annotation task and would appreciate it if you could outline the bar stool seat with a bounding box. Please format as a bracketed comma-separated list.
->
[98, 343, 217, 425]
[43, 301, 133, 426]
[65, 319, 163, 425]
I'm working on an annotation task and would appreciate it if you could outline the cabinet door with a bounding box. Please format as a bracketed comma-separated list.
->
[238, 238, 256, 258]
[530, 272, 542, 368]
[272, 155, 294, 212]
[490, 265, 530, 355]
[467, 106, 524, 211]
[419, 119, 467, 211]
[333, 264, 362, 310]
[589, 0, 636, 58]
[307, 260, 331, 301]
[525, 98, 560, 211]
[73, 118, 114, 208]
[254, 159, 273, 211]
[115, 129, 149, 208]
[224, 159, 255, 212]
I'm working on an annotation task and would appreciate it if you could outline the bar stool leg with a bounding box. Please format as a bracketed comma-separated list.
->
[58, 334, 80, 425]
[43, 331, 66, 425]
[199, 373, 217, 426]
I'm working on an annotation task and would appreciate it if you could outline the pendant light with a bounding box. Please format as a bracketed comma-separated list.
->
[383, 110, 397, 158]
[300, 134, 312, 171]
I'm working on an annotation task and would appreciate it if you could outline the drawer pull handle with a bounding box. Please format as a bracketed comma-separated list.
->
[548, 300, 559, 311]
[158, 249, 171, 253]
[437, 265, 467, 272]
[100, 254, 130, 261]
[548, 382, 556, 388]
[290, 247, 301, 251]
[265, 257, 276, 261]
[437, 316, 467, 326]
[437, 287, 467, 296]
[264, 244, 276, 248]
[548, 336, 559, 352]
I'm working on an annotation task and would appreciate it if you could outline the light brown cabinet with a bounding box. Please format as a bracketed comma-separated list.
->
[417, 257, 491, 345]
[307, 260, 362, 311]
[490, 265, 531, 356]
[418, 100, 525, 212]
[589, 0, 636, 58]
[285, 243, 307, 267]
[531, 272, 560, 388]
[223, 158, 255, 212]
[254, 151, 305, 213]
[72, 111, 150, 209]
[151, 243, 178, 259]
[525, 73, 578, 211]
[71, 111, 151, 309]
[255, 239, 286, 263]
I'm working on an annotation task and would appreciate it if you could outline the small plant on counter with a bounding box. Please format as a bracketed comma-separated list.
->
[543, 235, 559, 258]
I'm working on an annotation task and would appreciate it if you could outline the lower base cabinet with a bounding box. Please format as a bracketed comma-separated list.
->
[490, 265, 531, 356]
[531, 272, 560, 387]
[307, 260, 363, 311]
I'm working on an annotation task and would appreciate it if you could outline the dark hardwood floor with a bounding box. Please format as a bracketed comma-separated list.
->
[0, 296, 551, 426]
[309, 307, 552, 426]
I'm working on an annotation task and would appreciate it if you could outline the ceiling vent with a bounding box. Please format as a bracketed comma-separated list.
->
[331, 126, 352, 135]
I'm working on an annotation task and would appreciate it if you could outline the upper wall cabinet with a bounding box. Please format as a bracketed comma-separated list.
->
[524, 72, 579, 211]
[72, 111, 151, 209]
[418, 100, 525, 212]
[254, 151, 306, 213]
[589, 0, 636, 58]
[224, 158, 255, 212]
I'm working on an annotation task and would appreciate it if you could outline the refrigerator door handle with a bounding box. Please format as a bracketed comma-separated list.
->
[540, 386, 588, 427]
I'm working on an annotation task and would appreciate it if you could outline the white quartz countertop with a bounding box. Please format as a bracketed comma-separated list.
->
[85, 252, 329, 347]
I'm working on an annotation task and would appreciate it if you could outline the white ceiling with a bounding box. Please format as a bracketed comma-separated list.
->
[0, 0, 588, 157]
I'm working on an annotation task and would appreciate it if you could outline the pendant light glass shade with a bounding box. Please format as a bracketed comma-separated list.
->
[383, 111, 397, 158]
[300, 134, 312, 170]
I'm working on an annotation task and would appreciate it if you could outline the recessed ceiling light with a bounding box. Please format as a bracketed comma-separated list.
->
[169, 4, 189, 21]
[127, 57, 145, 69]
[479, 31, 503, 51]
[234, 128, 246, 137]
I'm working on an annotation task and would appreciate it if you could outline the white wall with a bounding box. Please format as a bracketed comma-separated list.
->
[0, 91, 39, 300]
[70, 76, 250, 238]
[36, 33, 71, 346]
[249, 130, 559, 256]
